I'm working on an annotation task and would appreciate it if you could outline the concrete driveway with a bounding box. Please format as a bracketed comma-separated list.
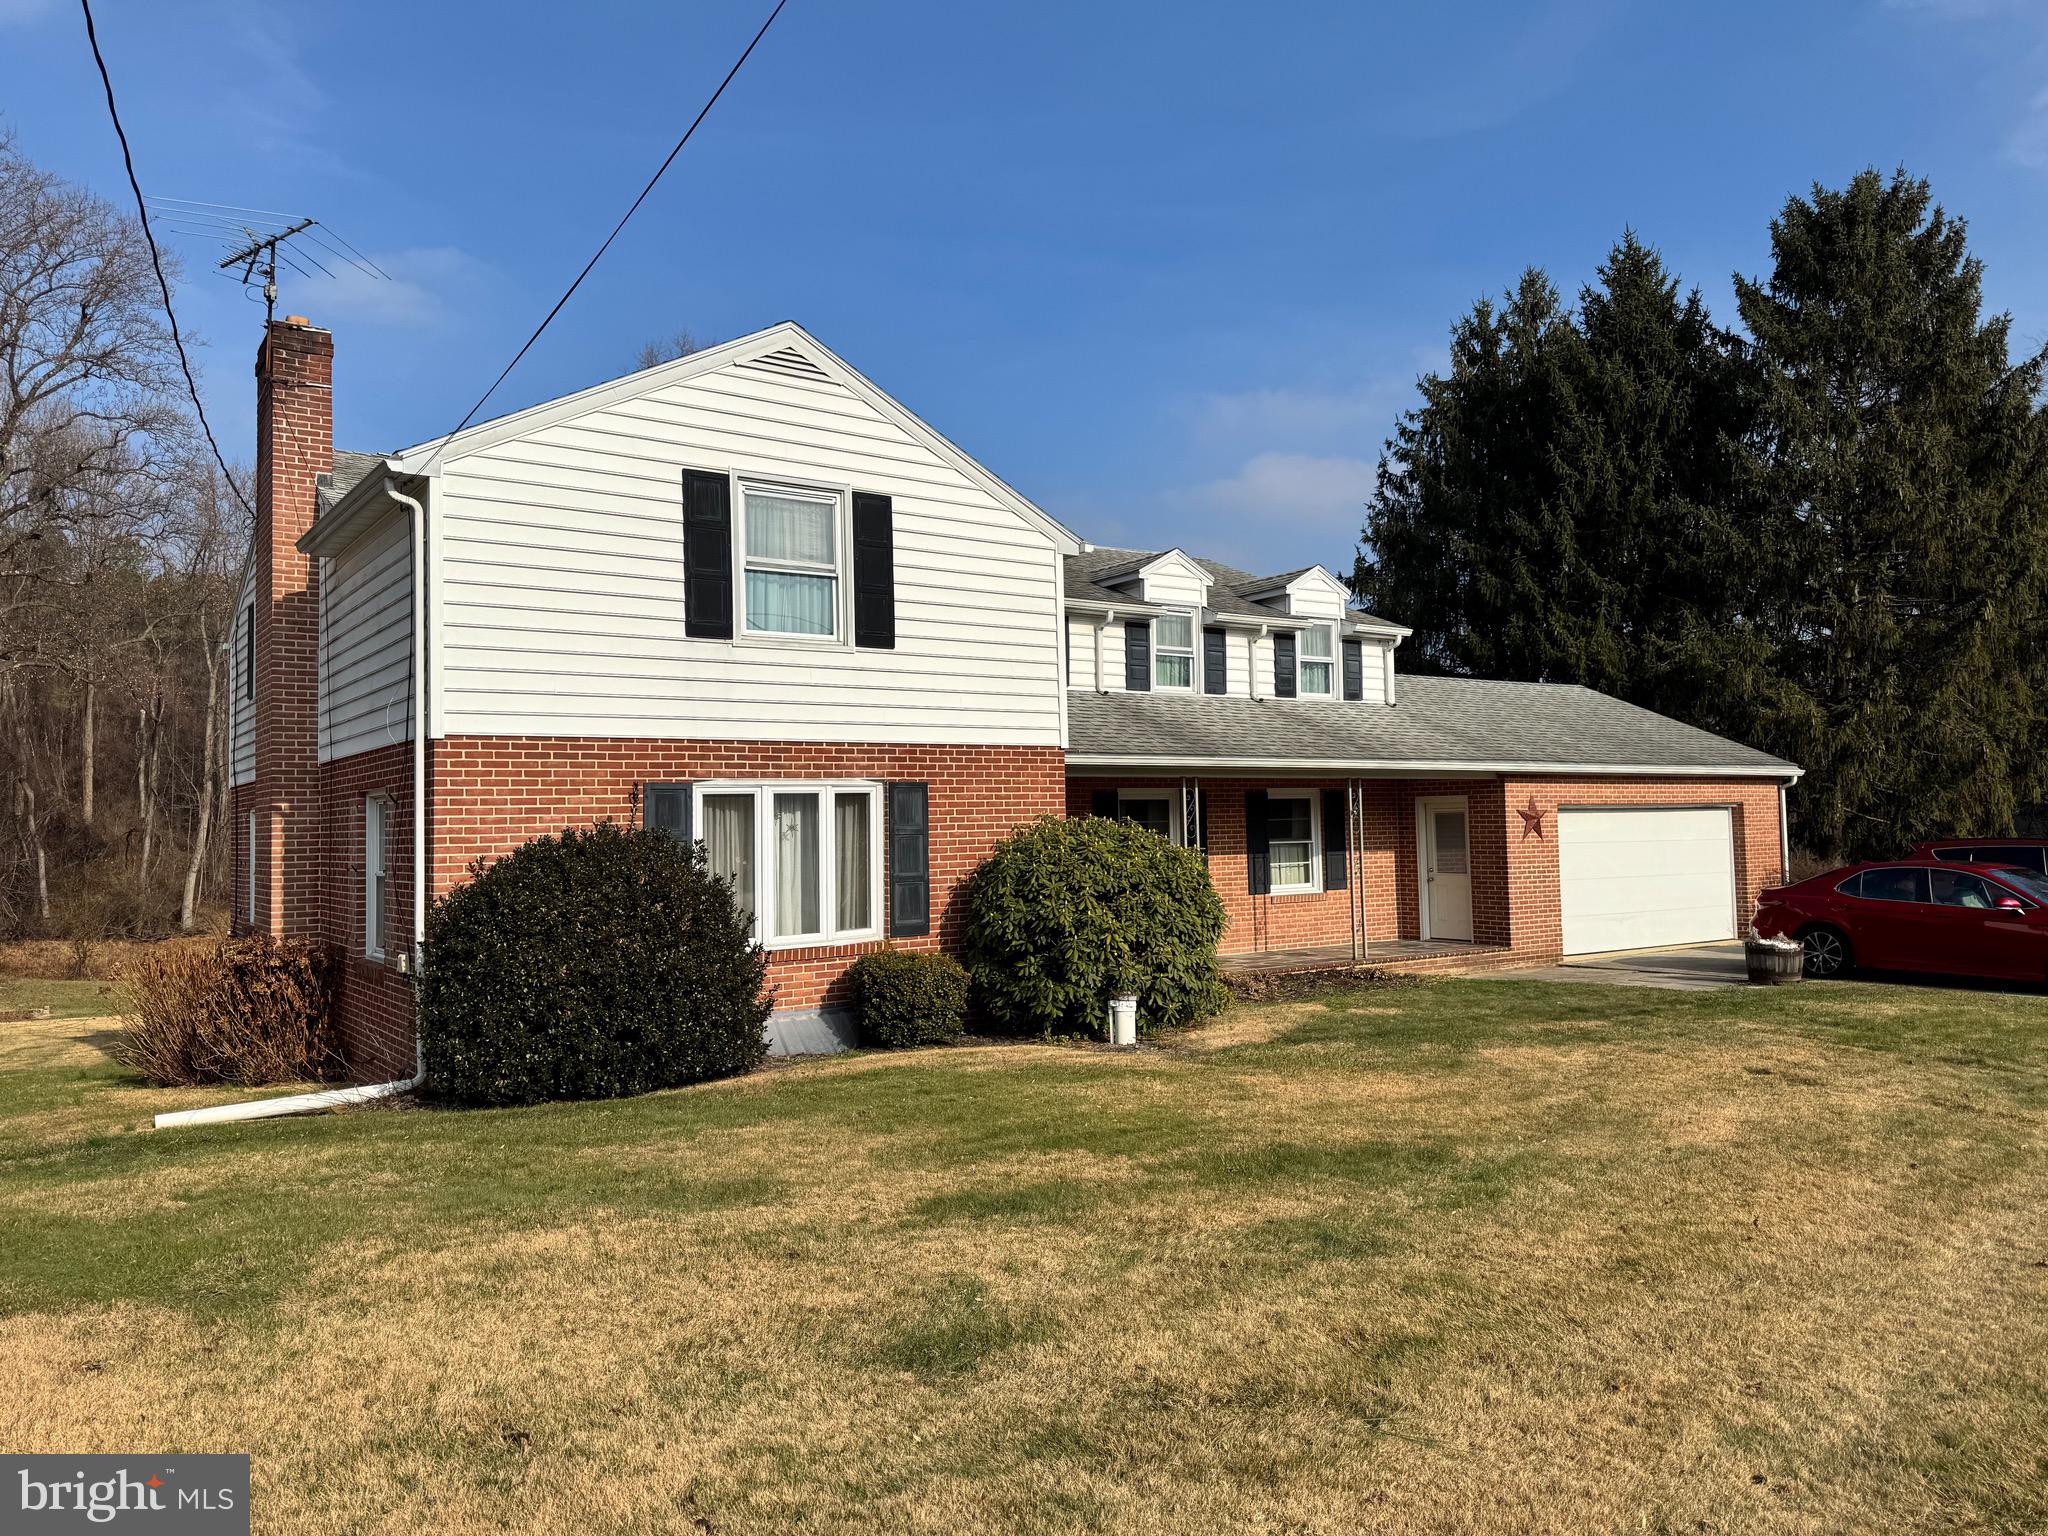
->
[1502, 940, 1751, 990]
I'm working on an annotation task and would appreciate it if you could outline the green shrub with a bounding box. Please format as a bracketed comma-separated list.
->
[116, 936, 341, 1086]
[962, 814, 1228, 1038]
[419, 822, 769, 1106]
[851, 948, 969, 1048]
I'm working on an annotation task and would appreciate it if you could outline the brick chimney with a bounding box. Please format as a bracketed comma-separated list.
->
[250, 315, 332, 937]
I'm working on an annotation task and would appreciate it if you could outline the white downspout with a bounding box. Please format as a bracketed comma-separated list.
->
[158, 479, 429, 1128]
[1778, 779, 1792, 885]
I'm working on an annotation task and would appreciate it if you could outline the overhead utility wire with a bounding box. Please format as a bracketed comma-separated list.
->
[78, 0, 254, 521]
[419, 0, 790, 469]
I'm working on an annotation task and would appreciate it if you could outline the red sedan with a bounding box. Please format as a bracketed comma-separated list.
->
[1752, 857, 2048, 982]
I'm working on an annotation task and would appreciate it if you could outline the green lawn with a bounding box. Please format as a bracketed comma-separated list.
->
[2, 977, 2044, 1534]
[0, 974, 129, 1020]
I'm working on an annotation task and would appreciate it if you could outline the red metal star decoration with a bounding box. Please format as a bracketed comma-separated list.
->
[1516, 797, 1546, 839]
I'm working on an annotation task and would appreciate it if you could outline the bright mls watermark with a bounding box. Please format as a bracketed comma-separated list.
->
[3, 1456, 248, 1534]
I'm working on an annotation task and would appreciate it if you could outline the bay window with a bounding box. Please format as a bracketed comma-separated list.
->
[1155, 610, 1196, 689]
[1299, 624, 1335, 695]
[1268, 790, 1319, 894]
[742, 483, 841, 638]
[693, 782, 882, 947]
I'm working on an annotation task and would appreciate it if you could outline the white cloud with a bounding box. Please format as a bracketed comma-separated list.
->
[1150, 451, 1379, 575]
[2010, 86, 2048, 168]
[305, 246, 495, 329]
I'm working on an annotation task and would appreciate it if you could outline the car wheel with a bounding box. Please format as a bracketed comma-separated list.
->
[1800, 925, 1851, 979]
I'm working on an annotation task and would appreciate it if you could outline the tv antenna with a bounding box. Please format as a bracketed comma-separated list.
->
[143, 197, 388, 324]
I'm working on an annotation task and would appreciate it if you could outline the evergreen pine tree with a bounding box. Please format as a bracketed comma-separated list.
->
[1736, 168, 2048, 856]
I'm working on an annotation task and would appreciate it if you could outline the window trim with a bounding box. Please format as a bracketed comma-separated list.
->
[1116, 787, 1182, 845]
[1153, 609, 1197, 691]
[1297, 622, 1336, 697]
[690, 779, 885, 950]
[1266, 787, 1321, 896]
[363, 792, 390, 959]
[733, 474, 851, 647]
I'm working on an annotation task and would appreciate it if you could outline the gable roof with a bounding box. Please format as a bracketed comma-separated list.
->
[1066, 678, 1799, 777]
[382, 321, 1080, 555]
[1064, 546, 1405, 629]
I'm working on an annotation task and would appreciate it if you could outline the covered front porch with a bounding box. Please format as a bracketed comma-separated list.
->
[1068, 772, 1514, 963]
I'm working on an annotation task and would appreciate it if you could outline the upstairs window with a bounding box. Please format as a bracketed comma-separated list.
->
[742, 484, 840, 638]
[1155, 610, 1196, 689]
[1299, 624, 1334, 695]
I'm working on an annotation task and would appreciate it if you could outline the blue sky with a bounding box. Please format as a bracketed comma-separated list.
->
[5, 0, 2047, 573]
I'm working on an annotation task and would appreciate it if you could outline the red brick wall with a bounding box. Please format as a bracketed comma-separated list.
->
[1496, 776, 1786, 958]
[247, 318, 330, 941]
[1069, 773, 1785, 962]
[427, 738, 1066, 1018]
[318, 746, 417, 1079]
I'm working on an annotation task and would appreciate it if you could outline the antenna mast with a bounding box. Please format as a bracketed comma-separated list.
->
[219, 217, 316, 325]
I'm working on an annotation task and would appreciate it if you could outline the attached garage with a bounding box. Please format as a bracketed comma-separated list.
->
[1557, 806, 1737, 955]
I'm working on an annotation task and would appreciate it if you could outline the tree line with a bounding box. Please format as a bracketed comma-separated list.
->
[1355, 168, 2048, 861]
[1, 133, 241, 940]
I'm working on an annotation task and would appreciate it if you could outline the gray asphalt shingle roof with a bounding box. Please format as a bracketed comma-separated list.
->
[1067, 678, 1796, 774]
[317, 449, 385, 515]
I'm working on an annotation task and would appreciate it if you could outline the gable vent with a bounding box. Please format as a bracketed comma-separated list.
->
[741, 345, 831, 382]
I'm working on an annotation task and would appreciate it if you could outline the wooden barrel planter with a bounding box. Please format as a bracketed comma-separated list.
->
[1745, 936, 1805, 985]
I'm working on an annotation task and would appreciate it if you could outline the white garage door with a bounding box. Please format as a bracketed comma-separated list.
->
[1558, 807, 1736, 955]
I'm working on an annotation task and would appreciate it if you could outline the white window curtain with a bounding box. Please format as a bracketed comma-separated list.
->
[835, 792, 872, 931]
[1269, 795, 1315, 888]
[772, 792, 822, 938]
[1299, 624, 1334, 694]
[745, 493, 835, 563]
[1154, 610, 1195, 688]
[703, 793, 756, 919]
[744, 489, 839, 636]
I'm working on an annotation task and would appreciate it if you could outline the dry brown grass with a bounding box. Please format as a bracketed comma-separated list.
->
[3, 980, 2045, 1534]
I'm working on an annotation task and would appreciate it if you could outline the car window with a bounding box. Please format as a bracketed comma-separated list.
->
[1859, 867, 1929, 904]
[1833, 871, 1864, 898]
[1989, 868, 2048, 905]
[1958, 845, 2048, 874]
[1933, 848, 1972, 863]
[1930, 869, 1997, 910]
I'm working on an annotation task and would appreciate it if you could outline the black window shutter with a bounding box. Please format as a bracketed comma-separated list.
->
[242, 608, 255, 701]
[1203, 628, 1227, 695]
[643, 782, 694, 843]
[1124, 620, 1152, 692]
[888, 782, 930, 937]
[852, 491, 895, 649]
[1273, 632, 1297, 698]
[1321, 787, 1348, 890]
[1090, 789, 1117, 818]
[1245, 789, 1271, 895]
[682, 469, 733, 640]
[1342, 639, 1364, 701]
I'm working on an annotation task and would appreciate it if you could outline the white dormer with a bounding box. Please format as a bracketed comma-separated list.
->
[1238, 565, 1350, 620]
[1103, 548, 1213, 609]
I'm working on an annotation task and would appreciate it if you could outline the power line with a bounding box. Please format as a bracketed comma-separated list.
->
[420, 0, 790, 469]
[78, 0, 255, 523]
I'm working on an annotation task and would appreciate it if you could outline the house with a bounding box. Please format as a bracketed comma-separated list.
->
[230, 314, 1799, 1078]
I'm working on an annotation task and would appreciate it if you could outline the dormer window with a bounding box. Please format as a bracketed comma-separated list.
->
[1155, 610, 1196, 689]
[1299, 623, 1335, 695]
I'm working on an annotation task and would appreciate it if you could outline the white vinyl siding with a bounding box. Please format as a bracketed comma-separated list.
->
[230, 571, 256, 787]
[1557, 807, 1737, 954]
[1069, 616, 1397, 704]
[319, 508, 413, 762]
[431, 349, 1062, 745]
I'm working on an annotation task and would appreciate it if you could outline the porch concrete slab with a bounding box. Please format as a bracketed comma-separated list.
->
[1498, 940, 1749, 990]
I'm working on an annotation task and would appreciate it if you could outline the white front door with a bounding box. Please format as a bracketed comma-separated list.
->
[1420, 798, 1474, 942]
